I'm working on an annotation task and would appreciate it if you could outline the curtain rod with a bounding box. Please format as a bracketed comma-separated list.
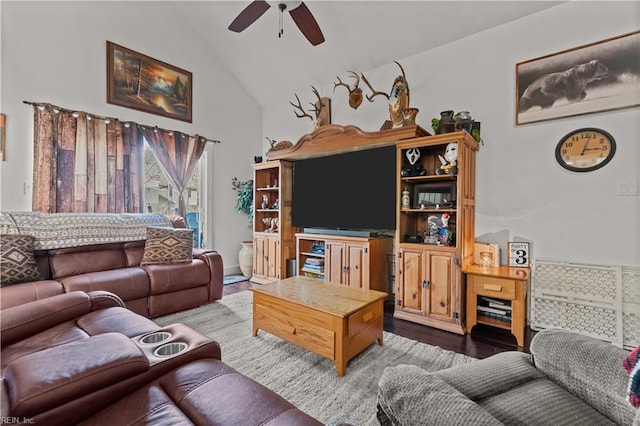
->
[23, 100, 221, 144]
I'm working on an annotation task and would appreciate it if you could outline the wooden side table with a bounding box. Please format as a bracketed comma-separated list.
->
[464, 265, 530, 347]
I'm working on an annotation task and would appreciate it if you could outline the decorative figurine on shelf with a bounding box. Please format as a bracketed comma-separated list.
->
[436, 142, 458, 175]
[266, 137, 294, 154]
[262, 217, 279, 232]
[438, 227, 450, 246]
[271, 198, 279, 209]
[441, 212, 450, 228]
[401, 147, 426, 177]
[425, 215, 442, 244]
[261, 194, 269, 210]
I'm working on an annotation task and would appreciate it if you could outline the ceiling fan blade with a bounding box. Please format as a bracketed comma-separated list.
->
[289, 2, 325, 46]
[228, 1, 271, 33]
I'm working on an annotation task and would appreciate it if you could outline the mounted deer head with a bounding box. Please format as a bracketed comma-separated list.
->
[333, 71, 363, 109]
[290, 86, 331, 128]
[361, 61, 410, 129]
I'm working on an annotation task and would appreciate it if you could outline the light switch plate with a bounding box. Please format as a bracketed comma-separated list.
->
[617, 181, 639, 196]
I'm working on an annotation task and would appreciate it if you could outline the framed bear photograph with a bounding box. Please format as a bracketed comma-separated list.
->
[516, 30, 640, 125]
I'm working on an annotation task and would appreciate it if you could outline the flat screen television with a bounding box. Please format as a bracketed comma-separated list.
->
[292, 146, 396, 231]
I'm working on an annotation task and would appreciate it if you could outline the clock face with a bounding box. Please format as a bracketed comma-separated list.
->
[555, 128, 616, 172]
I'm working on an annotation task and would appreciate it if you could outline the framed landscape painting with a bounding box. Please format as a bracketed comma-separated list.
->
[107, 41, 192, 122]
[516, 31, 640, 125]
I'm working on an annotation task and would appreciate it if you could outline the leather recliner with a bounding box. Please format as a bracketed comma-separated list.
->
[1, 291, 321, 425]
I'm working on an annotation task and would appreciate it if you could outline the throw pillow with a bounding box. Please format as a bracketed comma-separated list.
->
[140, 227, 193, 266]
[1, 234, 43, 286]
[623, 345, 640, 408]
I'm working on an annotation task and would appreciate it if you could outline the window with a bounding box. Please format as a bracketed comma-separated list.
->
[143, 143, 206, 247]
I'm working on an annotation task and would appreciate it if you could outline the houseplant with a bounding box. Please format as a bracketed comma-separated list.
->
[232, 177, 254, 276]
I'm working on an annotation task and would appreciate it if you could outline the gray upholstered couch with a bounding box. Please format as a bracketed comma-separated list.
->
[377, 329, 638, 425]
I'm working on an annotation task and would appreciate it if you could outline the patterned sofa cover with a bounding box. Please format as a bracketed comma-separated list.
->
[0, 212, 223, 317]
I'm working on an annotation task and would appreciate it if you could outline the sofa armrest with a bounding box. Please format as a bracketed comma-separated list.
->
[4, 333, 148, 417]
[530, 328, 634, 425]
[377, 364, 503, 425]
[193, 250, 223, 301]
[86, 290, 126, 311]
[0, 280, 65, 310]
[1, 291, 92, 347]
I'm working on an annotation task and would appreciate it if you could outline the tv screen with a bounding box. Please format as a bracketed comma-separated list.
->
[292, 146, 396, 231]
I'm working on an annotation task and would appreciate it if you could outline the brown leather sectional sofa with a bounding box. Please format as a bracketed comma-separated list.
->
[1, 291, 321, 425]
[0, 216, 223, 317]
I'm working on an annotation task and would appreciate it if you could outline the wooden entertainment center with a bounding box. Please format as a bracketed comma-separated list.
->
[252, 124, 479, 335]
[296, 232, 392, 292]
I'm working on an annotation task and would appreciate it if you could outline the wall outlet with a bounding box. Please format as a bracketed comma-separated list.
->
[617, 181, 639, 196]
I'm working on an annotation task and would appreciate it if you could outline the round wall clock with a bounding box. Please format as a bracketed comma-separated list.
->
[555, 128, 616, 172]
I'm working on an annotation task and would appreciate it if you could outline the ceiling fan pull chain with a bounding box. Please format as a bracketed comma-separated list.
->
[278, 3, 285, 38]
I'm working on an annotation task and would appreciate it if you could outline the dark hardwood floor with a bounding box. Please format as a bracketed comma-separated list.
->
[223, 281, 535, 359]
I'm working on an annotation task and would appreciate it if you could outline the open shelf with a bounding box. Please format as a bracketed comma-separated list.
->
[477, 316, 512, 330]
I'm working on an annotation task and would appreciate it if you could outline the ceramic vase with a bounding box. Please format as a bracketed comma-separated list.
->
[401, 189, 411, 208]
[455, 111, 473, 132]
[438, 110, 455, 133]
[238, 241, 253, 277]
[401, 108, 419, 126]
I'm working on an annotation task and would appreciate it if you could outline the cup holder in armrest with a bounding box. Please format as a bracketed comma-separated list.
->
[132, 324, 221, 367]
[153, 342, 188, 358]
[139, 331, 172, 345]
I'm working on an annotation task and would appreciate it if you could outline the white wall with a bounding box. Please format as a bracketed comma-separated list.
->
[0, 1, 263, 273]
[264, 1, 640, 267]
[2, 1, 639, 271]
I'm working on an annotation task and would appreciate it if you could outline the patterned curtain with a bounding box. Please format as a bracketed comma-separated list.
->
[32, 104, 144, 213]
[139, 128, 207, 219]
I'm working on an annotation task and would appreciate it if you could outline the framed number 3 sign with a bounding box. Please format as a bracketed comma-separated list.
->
[508, 242, 530, 267]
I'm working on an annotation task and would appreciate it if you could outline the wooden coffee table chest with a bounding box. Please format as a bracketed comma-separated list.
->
[250, 276, 387, 377]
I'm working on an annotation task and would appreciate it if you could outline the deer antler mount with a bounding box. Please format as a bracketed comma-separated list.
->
[333, 71, 363, 109]
[361, 61, 412, 130]
[290, 86, 331, 129]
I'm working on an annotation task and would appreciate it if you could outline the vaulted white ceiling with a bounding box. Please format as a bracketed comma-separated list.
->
[177, 1, 563, 108]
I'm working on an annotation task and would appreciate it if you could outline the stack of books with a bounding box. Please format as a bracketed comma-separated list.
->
[302, 257, 324, 279]
[477, 296, 512, 322]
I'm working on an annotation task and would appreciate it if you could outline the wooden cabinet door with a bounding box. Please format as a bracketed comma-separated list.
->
[396, 248, 425, 315]
[266, 237, 280, 279]
[345, 243, 365, 288]
[254, 235, 266, 278]
[425, 251, 454, 321]
[326, 241, 346, 284]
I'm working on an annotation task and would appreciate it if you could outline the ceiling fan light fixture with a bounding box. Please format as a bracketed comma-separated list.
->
[268, 1, 302, 11]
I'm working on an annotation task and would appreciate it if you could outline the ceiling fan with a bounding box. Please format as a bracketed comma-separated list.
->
[228, 1, 325, 46]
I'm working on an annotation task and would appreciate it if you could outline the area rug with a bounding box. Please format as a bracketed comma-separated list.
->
[222, 274, 250, 285]
[155, 290, 476, 425]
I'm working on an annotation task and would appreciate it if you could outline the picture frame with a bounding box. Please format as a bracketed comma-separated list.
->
[107, 41, 193, 122]
[516, 30, 640, 125]
[508, 242, 530, 267]
[0, 113, 5, 161]
[412, 182, 456, 209]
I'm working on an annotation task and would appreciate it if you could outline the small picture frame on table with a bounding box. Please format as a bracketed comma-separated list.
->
[508, 242, 530, 267]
